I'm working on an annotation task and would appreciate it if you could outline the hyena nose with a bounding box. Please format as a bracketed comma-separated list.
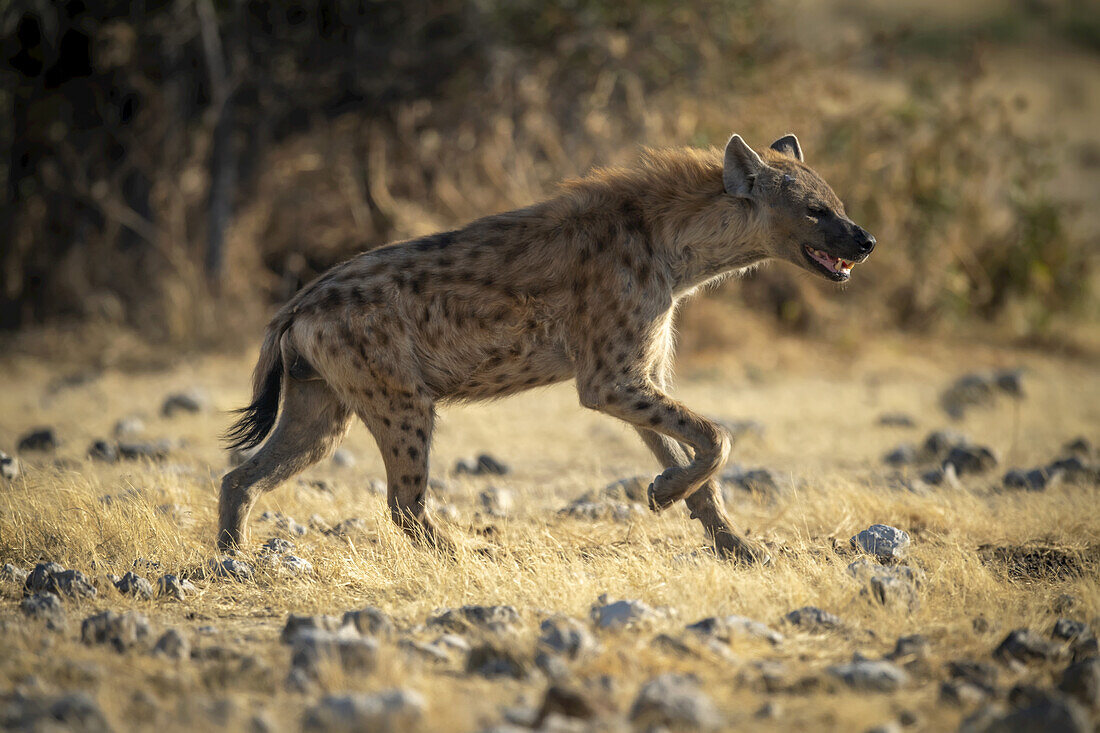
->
[856, 229, 876, 254]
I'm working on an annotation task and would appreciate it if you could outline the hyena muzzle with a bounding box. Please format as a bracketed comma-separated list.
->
[219, 132, 875, 564]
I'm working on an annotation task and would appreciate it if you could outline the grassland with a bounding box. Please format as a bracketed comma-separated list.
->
[1, 331, 1097, 731]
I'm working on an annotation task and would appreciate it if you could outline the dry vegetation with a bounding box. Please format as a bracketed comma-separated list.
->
[1, 335, 1098, 731]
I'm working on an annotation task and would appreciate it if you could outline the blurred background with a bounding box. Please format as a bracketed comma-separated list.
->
[2, 0, 1098, 365]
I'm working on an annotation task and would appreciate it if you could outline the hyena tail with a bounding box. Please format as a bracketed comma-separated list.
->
[224, 312, 293, 451]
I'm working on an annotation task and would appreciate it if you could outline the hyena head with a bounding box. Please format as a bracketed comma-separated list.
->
[723, 133, 875, 282]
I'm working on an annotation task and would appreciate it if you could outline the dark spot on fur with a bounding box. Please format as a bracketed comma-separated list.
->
[415, 428, 426, 441]
[633, 400, 650, 410]
[407, 446, 419, 459]
[648, 414, 662, 426]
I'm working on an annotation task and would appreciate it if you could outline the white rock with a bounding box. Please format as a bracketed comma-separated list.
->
[302, 690, 425, 733]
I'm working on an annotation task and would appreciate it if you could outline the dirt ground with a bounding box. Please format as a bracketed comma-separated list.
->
[0, 331, 1097, 732]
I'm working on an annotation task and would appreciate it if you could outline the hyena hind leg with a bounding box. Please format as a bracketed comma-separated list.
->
[218, 378, 351, 551]
[359, 399, 455, 556]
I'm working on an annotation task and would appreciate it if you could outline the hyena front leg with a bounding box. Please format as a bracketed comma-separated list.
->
[360, 400, 455, 555]
[634, 428, 770, 565]
[577, 367, 730, 511]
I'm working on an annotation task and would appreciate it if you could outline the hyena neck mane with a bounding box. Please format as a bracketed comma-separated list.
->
[555, 145, 769, 294]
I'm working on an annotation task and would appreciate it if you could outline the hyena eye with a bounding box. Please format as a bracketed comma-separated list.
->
[808, 206, 829, 219]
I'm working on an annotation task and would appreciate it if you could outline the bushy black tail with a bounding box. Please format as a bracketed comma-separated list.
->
[224, 318, 288, 451]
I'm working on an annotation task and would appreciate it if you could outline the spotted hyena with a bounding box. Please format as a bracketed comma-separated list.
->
[220, 133, 875, 563]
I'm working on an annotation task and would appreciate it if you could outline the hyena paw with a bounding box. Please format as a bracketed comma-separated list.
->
[647, 467, 688, 512]
[713, 531, 772, 566]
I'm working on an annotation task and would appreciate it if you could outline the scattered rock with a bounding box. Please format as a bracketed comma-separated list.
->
[1059, 658, 1100, 709]
[117, 441, 170, 461]
[1049, 455, 1100, 485]
[113, 416, 145, 437]
[559, 500, 643, 522]
[161, 389, 207, 417]
[864, 574, 920, 613]
[877, 413, 916, 428]
[922, 429, 970, 462]
[302, 690, 425, 733]
[291, 627, 379, 674]
[590, 596, 660, 630]
[342, 607, 395, 638]
[114, 571, 154, 600]
[535, 685, 597, 726]
[827, 659, 909, 692]
[948, 660, 1000, 694]
[282, 614, 348, 644]
[156, 574, 196, 600]
[478, 487, 514, 517]
[398, 638, 451, 664]
[598, 476, 649, 503]
[1063, 437, 1094, 456]
[1054, 594, 1080, 615]
[537, 616, 600, 659]
[2, 562, 28, 584]
[784, 606, 841, 631]
[153, 629, 190, 660]
[1052, 618, 1092, 643]
[850, 524, 910, 562]
[1003, 466, 1061, 492]
[326, 517, 366, 537]
[20, 592, 65, 627]
[1, 692, 110, 733]
[720, 465, 782, 498]
[81, 610, 151, 652]
[944, 445, 998, 477]
[685, 615, 783, 645]
[23, 563, 97, 599]
[1071, 637, 1099, 663]
[651, 633, 698, 658]
[466, 642, 529, 679]
[279, 555, 314, 575]
[629, 673, 722, 731]
[994, 629, 1065, 667]
[209, 556, 253, 581]
[883, 444, 918, 466]
[941, 370, 1023, 420]
[920, 463, 959, 488]
[887, 634, 930, 662]
[428, 605, 521, 634]
[960, 694, 1089, 733]
[262, 537, 295, 554]
[846, 559, 924, 585]
[87, 440, 118, 462]
[331, 448, 356, 467]
[455, 453, 511, 476]
[0, 450, 19, 480]
[17, 427, 60, 452]
[940, 679, 993, 706]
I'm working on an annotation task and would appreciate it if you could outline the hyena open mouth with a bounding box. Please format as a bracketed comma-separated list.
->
[803, 244, 857, 282]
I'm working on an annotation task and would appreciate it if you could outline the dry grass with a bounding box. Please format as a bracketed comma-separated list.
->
[1, 336, 1098, 731]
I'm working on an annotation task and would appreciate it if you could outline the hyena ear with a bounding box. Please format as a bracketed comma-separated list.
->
[723, 134, 766, 197]
[769, 133, 803, 162]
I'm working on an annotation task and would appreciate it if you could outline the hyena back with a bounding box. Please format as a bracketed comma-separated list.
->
[220, 133, 876, 563]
